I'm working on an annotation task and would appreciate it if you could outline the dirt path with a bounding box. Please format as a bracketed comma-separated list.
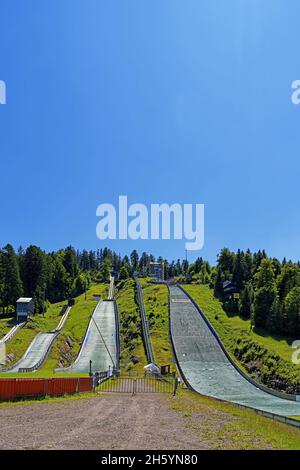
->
[0, 394, 208, 450]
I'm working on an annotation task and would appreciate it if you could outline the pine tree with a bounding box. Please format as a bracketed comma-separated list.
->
[130, 250, 139, 272]
[239, 283, 253, 319]
[2, 244, 23, 311]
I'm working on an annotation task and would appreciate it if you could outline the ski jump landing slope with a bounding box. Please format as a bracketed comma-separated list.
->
[7, 332, 59, 373]
[58, 301, 118, 374]
[169, 285, 300, 418]
[4, 307, 71, 373]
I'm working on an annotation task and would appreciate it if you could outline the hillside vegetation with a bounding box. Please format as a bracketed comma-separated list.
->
[115, 279, 147, 373]
[184, 284, 300, 393]
[139, 279, 174, 368]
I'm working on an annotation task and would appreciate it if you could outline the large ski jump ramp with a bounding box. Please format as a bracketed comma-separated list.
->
[169, 285, 300, 418]
[58, 301, 118, 374]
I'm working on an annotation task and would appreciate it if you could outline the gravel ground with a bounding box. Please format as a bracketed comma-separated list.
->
[0, 394, 209, 450]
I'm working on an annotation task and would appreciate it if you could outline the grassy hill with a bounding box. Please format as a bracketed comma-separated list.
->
[115, 279, 147, 374]
[139, 278, 174, 368]
[184, 284, 300, 393]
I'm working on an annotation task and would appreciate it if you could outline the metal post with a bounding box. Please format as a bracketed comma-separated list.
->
[43, 283, 46, 317]
[89, 360, 92, 376]
[132, 379, 136, 396]
[173, 377, 179, 396]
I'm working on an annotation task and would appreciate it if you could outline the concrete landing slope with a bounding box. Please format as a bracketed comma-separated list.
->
[3, 306, 71, 373]
[7, 332, 58, 373]
[169, 285, 300, 418]
[57, 301, 118, 374]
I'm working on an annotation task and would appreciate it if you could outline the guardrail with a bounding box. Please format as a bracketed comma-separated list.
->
[133, 276, 154, 364]
[113, 301, 120, 372]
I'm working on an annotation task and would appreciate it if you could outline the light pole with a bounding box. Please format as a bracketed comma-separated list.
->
[42, 283, 46, 317]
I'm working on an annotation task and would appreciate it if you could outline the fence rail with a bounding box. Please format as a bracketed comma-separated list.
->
[0, 377, 93, 401]
[98, 376, 177, 395]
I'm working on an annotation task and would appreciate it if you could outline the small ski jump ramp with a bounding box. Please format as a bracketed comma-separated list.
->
[2, 306, 71, 373]
[169, 285, 300, 418]
[7, 332, 59, 373]
[57, 300, 118, 374]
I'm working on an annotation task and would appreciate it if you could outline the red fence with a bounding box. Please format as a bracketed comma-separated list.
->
[0, 377, 93, 401]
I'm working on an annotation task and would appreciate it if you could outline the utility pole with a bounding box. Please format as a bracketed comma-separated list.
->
[42, 283, 46, 317]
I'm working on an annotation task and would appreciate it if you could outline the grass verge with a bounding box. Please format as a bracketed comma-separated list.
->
[170, 387, 300, 450]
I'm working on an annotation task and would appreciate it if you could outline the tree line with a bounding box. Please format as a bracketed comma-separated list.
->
[2, 243, 299, 339]
[213, 248, 300, 338]
[0, 244, 192, 314]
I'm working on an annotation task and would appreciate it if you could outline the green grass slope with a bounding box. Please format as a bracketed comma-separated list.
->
[115, 279, 147, 374]
[0, 315, 16, 340]
[139, 278, 174, 367]
[184, 284, 300, 393]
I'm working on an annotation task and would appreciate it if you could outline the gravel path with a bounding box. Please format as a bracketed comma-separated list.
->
[0, 394, 209, 450]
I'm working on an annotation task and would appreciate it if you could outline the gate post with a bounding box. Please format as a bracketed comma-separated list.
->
[173, 377, 179, 396]
[132, 379, 136, 396]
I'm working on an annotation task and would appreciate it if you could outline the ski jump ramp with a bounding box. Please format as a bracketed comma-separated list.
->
[57, 300, 118, 374]
[2, 306, 71, 373]
[169, 285, 300, 418]
[8, 332, 59, 373]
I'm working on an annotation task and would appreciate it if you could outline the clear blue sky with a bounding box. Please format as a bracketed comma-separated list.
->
[0, 1, 299, 264]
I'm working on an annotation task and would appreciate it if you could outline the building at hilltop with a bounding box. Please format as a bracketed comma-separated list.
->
[149, 260, 164, 281]
[16, 298, 34, 322]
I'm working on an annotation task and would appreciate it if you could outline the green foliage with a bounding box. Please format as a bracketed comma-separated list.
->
[119, 264, 130, 280]
[115, 279, 147, 373]
[284, 286, 300, 337]
[214, 248, 300, 339]
[0, 244, 23, 311]
[139, 278, 174, 367]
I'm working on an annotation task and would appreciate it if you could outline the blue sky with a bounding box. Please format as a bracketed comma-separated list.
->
[0, 0, 299, 264]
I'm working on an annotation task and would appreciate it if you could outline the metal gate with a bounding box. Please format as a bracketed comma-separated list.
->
[98, 376, 177, 395]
